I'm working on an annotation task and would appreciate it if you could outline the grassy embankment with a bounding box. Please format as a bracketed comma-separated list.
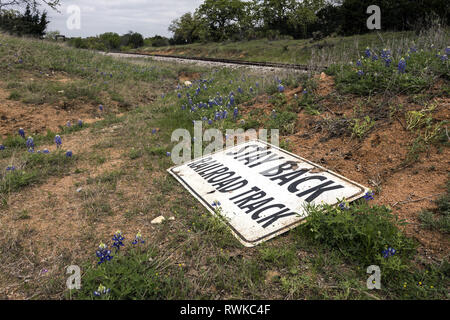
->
[0, 29, 448, 300]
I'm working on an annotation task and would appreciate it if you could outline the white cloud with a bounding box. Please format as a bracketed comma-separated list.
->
[46, 0, 204, 38]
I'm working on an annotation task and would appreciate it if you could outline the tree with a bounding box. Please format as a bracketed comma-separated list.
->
[169, 12, 207, 44]
[197, 0, 246, 41]
[0, 0, 60, 11]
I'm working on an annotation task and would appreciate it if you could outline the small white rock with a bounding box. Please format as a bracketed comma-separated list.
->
[76, 187, 83, 193]
[151, 216, 165, 224]
[169, 216, 175, 221]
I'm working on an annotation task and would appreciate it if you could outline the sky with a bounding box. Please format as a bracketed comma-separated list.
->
[43, 0, 204, 38]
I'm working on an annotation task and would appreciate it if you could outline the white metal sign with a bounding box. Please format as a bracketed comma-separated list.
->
[168, 140, 368, 247]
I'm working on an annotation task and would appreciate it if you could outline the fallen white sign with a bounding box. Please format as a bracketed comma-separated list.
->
[168, 140, 369, 247]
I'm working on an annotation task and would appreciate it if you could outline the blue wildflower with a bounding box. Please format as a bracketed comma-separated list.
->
[78, 119, 83, 127]
[99, 105, 104, 112]
[0, 144, 4, 151]
[93, 284, 110, 297]
[112, 230, 125, 251]
[238, 87, 243, 94]
[233, 107, 238, 119]
[96, 243, 113, 265]
[363, 190, 374, 201]
[132, 231, 145, 245]
[18, 128, 25, 138]
[339, 202, 350, 210]
[277, 84, 285, 93]
[66, 121, 71, 127]
[364, 47, 371, 58]
[357, 70, 364, 76]
[382, 247, 397, 258]
[43, 149, 50, 154]
[356, 59, 362, 67]
[211, 200, 221, 207]
[26, 137, 34, 150]
[6, 165, 16, 171]
[166, 151, 171, 157]
[398, 58, 406, 73]
[54, 135, 62, 148]
[65, 150, 73, 157]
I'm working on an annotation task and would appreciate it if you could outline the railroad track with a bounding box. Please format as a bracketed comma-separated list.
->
[115, 51, 327, 71]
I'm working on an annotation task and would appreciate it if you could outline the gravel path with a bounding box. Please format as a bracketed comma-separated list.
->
[103, 52, 307, 74]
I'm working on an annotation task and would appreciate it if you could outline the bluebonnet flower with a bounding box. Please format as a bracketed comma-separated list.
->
[272, 109, 277, 118]
[410, 46, 417, 53]
[440, 54, 448, 62]
[152, 128, 157, 134]
[99, 105, 104, 112]
[18, 128, 25, 139]
[363, 190, 374, 201]
[132, 231, 145, 245]
[208, 119, 213, 125]
[66, 121, 71, 127]
[66, 150, 73, 157]
[54, 135, 62, 148]
[278, 84, 285, 93]
[381, 48, 391, 59]
[78, 119, 83, 127]
[364, 47, 371, 58]
[96, 242, 113, 265]
[6, 165, 16, 171]
[372, 54, 378, 61]
[93, 284, 110, 297]
[177, 93, 181, 99]
[230, 95, 235, 106]
[26, 137, 34, 150]
[43, 149, 50, 154]
[384, 57, 392, 67]
[255, 82, 259, 88]
[249, 87, 254, 94]
[356, 59, 362, 67]
[112, 230, 125, 251]
[382, 247, 397, 258]
[211, 200, 221, 207]
[357, 70, 364, 76]
[339, 202, 350, 210]
[233, 107, 238, 119]
[238, 87, 243, 94]
[302, 89, 308, 95]
[0, 144, 5, 151]
[166, 151, 171, 157]
[398, 58, 406, 73]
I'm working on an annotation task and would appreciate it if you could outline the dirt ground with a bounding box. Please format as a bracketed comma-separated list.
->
[0, 72, 448, 299]
[240, 73, 449, 260]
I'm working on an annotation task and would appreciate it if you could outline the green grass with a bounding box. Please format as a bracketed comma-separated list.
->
[0, 30, 448, 301]
[134, 29, 448, 66]
[419, 180, 450, 234]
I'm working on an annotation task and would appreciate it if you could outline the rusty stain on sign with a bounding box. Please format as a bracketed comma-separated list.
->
[168, 140, 369, 247]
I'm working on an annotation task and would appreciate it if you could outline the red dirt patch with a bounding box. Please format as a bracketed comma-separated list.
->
[240, 75, 450, 259]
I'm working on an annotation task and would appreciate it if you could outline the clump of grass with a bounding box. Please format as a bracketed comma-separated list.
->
[419, 180, 450, 234]
[0, 150, 75, 194]
[350, 115, 375, 140]
[73, 244, 190, 300]
[327, 47, 448, 95]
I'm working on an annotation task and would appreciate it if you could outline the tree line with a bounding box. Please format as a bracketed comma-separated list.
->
[168, 0, 449, 44]
[0, 4, 49, 37]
